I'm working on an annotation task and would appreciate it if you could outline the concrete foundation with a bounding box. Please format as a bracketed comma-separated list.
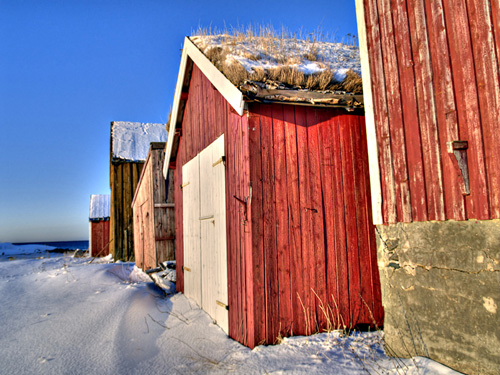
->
[376, 220, 500, 375]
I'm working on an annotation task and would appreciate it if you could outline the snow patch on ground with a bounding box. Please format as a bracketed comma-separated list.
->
[0, 243, 464, 374]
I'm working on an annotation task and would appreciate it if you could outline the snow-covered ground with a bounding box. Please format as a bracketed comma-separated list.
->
[0, 243, 462, 375]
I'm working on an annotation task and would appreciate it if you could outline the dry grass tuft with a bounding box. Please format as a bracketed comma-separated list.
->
[222, 62, 249, 86]
[342, 69, 363, 93]
[249, 67, 266, 82]
[192, 25, 361, 93]
[269, 66, 305, 87]
[330, 69, 363, 93]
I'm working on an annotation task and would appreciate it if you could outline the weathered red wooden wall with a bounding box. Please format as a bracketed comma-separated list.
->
[174, 64, 383, 348]
[248, 103, 383, 345]
[363, 0, 500, 223]
[91, 220, 110, 257]
[173, 64, 253, 345]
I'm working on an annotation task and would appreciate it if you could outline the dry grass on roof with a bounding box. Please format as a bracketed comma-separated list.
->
[191, 25, 363, 94]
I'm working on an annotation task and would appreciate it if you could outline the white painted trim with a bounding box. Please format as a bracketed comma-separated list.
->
[163, 37, 244, 179]
[356, 0, 383, 225]
[185, 38, 244, 116]
[163, 40, 189, 179]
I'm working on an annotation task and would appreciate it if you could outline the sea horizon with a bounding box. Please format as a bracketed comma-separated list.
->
[12, 240, 89, 250]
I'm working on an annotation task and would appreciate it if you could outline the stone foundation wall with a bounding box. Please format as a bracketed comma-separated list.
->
[376, 220, 500, 375]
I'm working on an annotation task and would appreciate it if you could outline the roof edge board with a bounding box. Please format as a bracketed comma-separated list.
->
[355, 0, 383, 225]
[163, 36, 245, 179]
[184, 37, 244, 116]
[163, 38, 190, 179]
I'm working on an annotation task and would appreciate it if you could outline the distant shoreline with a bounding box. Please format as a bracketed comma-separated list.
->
[12, 240, 89, 250]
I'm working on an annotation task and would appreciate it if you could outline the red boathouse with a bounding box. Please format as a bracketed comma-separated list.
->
[163, 36, 384, 348]
[89, 194, 110, 258]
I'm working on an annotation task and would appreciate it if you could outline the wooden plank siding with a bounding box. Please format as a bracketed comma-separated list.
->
[110, 161, 144, 260]
[174, 64, 383, 348]
[91, 220, 110, 257]
[132, 143, 175, 270]
[362, 0, 500, 223]
[248, 103, 384, 342]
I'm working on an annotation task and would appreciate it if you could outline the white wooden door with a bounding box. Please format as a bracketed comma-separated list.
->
[199, 134, 228, 333]
[182, 155, 202, 307]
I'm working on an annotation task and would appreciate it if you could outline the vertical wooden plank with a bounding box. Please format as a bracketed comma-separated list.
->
[132, 201, 140, 266]
[442, 0, 490, 219]
[103, 220, 110, 257]
[306, 107, 327, 331]
[358, 116, 384, 325]
[115, 164, 123, 260]
[329, 114, 350, 328]
[238, 115, 248, 344]
[198, 66, 207, 151]
[175, 140, 184, 293]
[272, 104, 293, 337]
[248, 104, 266, 346]
[295, 106, 314, 335]
[109, 165, 115, 257]
[183, 99, 192, 162]
[124, 163, 132, 261]
[377, 0, 412, 222]
[283, 107, 306, 336]
[93, 222, 97, 256]
[350, 115, 374, 324]
[364, 0, 398, 224]
[339, 113, 362, 327]
[225, 104, 237, 340]
[182, 154, 202, 307]
[467, 0, 500, 218]
[493, 0, 500, 61]
[423, 0, 465, 220]
[316, 109, 340, 329]
[391, 0, 429, 222]
[260, 103, 279, 344]
[191, 67, 200, 160]
[216, 134, 229, 334]
[406, 0, 446, 221]
[232, 110, 245, 342]
[165, 168, 176, 261]
[241, 111, 255, 347]
[356, 0, 384, 225]
[490, 0, 500, 219]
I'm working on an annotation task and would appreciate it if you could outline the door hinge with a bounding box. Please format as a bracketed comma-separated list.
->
[212, 155, 226, 167]
[216, 300, 229, 310]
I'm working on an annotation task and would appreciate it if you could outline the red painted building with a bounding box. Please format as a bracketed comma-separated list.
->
[89, 194, 110, 257]
[356, 0, 500, 373]
[162, 37, 383, 348]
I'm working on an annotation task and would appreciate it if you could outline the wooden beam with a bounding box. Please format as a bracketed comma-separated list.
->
[355, 0, 383, 224]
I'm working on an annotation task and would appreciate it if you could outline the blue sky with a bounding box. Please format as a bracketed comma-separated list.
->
[0, 0, 358, 243]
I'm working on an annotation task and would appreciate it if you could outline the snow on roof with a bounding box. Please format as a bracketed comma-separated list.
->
[89, 194, 110, 220]
[111, 122, 167, 162]
[190, 34, 361, 90]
